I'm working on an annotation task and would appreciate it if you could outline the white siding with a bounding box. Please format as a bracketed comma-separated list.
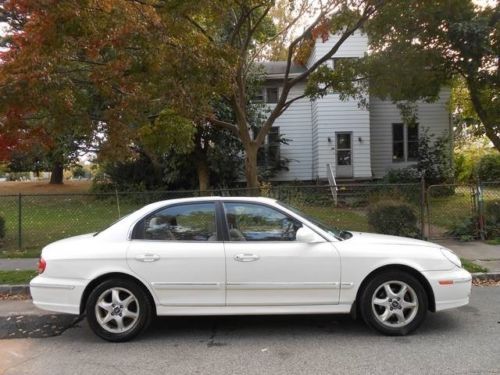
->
[370, 88, 451, 178]
[311, 100, 320, 177]
[271, 83, 314, 181]
[307, 31, 371, 179]
[307, 31, 367, 68]
[258, 32, 450, 182]
[312, 95, 371, 179]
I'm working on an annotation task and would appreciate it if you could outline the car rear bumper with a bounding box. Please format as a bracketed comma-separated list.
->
[30, 275, 87, 315]
[422, 267, 472, 312]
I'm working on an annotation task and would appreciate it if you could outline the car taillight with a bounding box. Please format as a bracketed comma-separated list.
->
[37, 258, 46, 274]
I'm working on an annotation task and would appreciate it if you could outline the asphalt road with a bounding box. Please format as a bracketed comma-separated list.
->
[1, 286, 499, 375]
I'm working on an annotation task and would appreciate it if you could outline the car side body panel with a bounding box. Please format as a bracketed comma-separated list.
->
[29, 197, 472, 318]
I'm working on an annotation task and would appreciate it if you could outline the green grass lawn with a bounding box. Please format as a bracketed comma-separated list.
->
[299, 205, 371, 232]
[0, 194, 147, 258]
[461, 258, 488, 273]
[0, 270, 38, 284]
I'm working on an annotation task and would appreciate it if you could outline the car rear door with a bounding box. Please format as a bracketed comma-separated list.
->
[127, 201, 226, 307]
[222, 201, 341, 306]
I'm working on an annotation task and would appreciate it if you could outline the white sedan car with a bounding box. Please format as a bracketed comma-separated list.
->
[30, 197, 472, 341]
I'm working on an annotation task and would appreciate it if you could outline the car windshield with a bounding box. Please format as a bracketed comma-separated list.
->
[277, 201, 349, 240]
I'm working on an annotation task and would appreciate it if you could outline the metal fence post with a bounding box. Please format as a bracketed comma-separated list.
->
[477, 181, 486, 240]
[18, 193, 22, 250]
[420, 176, 426, 239]
[114, 188, 121, 219]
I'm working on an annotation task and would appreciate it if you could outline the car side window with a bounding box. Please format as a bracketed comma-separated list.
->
[224, 202, 301, 241]
[139, 203, 217, 241]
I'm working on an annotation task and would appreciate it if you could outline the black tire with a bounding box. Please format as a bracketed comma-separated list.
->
[86, 278, 153, 342]
[359, 271, 428, 336]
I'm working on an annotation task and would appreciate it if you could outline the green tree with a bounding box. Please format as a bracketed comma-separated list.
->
[185, 0, 385, 188]
[365, 0, 499, 151]
[0, 0, 386, 189]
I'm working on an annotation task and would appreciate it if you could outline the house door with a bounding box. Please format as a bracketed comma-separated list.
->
[335, 132, 353, 178]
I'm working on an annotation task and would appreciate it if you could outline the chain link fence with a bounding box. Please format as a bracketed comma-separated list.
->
[1, 181, 497, 257]
[426, 181, 500, 240]
[0, 183, 426, 257]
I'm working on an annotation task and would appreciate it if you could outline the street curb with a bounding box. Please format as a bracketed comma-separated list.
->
[1, 273, 499, 297]
[471, 272, 500, 281]
[0, 284, 31, 296]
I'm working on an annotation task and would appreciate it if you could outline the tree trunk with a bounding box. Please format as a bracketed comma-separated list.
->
[196, 158, 210, 193]
[244, 144, 259, 191]
[49, 162, 64, 184]
[467, 79, 500, 151]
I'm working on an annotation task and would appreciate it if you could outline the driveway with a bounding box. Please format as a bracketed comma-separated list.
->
[0, 286, 499, 375]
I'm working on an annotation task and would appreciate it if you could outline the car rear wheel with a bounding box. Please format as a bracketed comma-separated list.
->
[360, 271, 428, 335]
[86, 278, 152, 342]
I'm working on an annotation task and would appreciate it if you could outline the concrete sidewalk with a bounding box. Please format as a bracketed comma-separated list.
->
[0, 258, 38, 271]
[437, 239, 500, 272]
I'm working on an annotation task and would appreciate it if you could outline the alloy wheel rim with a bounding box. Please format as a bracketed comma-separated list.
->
[371, 280, 418, 328]
[95, 287, 140, 334]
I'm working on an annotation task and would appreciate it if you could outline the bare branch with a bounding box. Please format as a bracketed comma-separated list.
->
[278, 93, 309, 116]
[208, 118, 239, 136]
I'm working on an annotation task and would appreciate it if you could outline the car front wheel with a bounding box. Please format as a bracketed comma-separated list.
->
[86, 278, 152, 342]
[360, 271, 428, 336]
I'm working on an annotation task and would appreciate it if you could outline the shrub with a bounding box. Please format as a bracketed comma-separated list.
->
[72, 165, 87, 179]
[484, 199, 500, 239]
[367, 201, 420, 238]
[0, 216, 5, 239]
[447, 200, 500, 241]
[7, 172, 30, 181]
[485, 199, 500, 224]
[383, 167, 420, 183]
[477, 153, 500, 182]
[417, 130, 453, 185]
[446, 217, 477, 241]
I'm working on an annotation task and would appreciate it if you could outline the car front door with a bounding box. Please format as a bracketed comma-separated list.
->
[127, 202, 225, 307]
[222, 202, 341, 306]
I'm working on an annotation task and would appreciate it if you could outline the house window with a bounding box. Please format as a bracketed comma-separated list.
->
[392, 123, 419, 163]
[258, 127, 280, 168]
[252, 89, 264, 102]
[266, 87, 279, 103]
[407, 125, 419, 161]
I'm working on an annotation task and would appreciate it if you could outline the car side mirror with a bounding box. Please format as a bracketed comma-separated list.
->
[295, 227, 322, 243]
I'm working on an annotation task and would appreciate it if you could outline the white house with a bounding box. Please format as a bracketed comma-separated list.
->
[259, 32, 451, 181]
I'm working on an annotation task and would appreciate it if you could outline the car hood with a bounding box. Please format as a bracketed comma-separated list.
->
[346, 231, 442, 249]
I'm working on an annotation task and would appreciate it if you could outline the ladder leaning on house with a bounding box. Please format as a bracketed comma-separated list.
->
[326, 163, 338, 207]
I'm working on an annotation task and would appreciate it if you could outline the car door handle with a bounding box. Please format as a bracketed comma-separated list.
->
[234, 254, 260, 262]
[135, 254, 160, 262]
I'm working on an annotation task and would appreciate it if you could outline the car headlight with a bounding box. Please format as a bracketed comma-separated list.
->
[440, 248, 462, 268]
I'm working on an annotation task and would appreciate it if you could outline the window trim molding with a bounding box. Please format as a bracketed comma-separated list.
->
[220, 201, 303, 243]
[130, 201, 220, 242]
[265, 87, 279, 104]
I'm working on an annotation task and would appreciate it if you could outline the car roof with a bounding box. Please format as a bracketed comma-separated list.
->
[145, 196, 278, 210]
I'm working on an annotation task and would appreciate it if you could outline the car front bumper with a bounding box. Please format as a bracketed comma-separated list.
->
[422, 267, 472, 312]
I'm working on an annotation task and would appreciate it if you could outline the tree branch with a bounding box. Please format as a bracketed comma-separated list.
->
[255, 0, 385, 146]
[278, 94, 309, 116]
[184, 16, 216, 44]
[208, 118, 239, 136]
